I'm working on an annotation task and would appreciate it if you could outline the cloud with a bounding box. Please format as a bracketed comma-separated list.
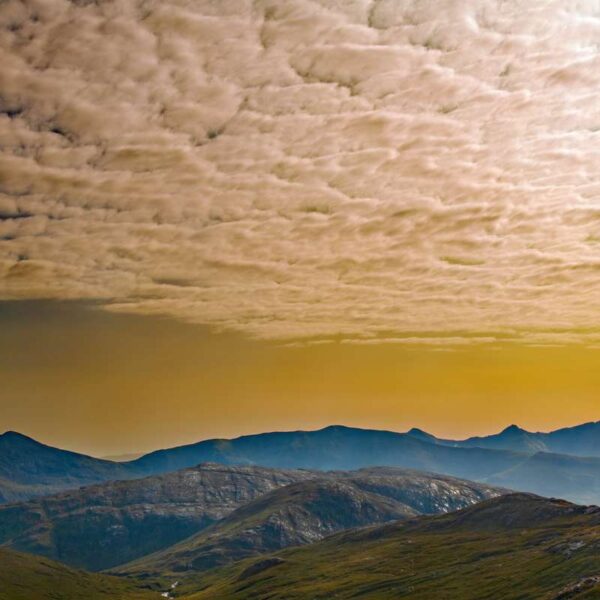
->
[1, 0, 600, 346]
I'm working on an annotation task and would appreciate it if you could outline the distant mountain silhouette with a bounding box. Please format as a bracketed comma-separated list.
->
[0, 431, 135, 503]
[4, 422, 600, 505]
[120, 425, 600, 503]
[125, 424, 534, 476]
[406, 421, 600, 456]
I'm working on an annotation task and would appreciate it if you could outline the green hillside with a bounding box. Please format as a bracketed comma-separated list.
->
[183, 494, 600, 600]
[0, 548, 155, 600]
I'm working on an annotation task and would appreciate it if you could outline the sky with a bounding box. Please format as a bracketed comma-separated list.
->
[1, 300, 600, 457]
[1, 0, 600, 455]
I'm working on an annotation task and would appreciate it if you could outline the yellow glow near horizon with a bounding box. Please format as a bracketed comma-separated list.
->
[1, 302, 598, 456]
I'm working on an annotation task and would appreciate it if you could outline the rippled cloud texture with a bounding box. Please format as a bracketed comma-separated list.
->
[1, 0, 600, 346]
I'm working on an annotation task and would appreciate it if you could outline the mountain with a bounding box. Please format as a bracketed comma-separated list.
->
[118, 467, 502, 576]
[408, 421, 600, 457]
[0, 431, 137, 503]
[101, 452, 144, 462]
[188, 494, 600, 600]
[126, 424, 522, 476]
[0, 548, 153, 600]
[484, 451, 600, 505]
[120, 479, 417, 576]
[6, 424, 600, 506]
[125, 425, 600, 504]
[0, 465, 501, 572]
[0, 463, 314, 571]
[541, 421, 600, 457]
[451, 424, 550, 453]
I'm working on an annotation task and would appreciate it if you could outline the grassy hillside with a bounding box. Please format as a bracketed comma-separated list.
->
[184, 494, 600, 600]
[0, 548, 155, 600]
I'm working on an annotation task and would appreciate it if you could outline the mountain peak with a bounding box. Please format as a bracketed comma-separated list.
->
[0, 431, 34, 442]
[321, 425, 353, 431]
[500, 424, 526, 435]
[407, 427, 435, 440]
[318, 425, 364, 434]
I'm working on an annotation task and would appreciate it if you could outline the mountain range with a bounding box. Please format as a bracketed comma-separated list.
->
[4, 422, 600, 505]
[0, 464, 501, 571]
[410, 421, 600, 456]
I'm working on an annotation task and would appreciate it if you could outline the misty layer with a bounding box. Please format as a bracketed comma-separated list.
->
[1, 0, 600, 346]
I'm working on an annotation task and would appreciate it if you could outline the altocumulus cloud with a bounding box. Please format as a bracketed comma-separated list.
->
[1, 0, 600, 347]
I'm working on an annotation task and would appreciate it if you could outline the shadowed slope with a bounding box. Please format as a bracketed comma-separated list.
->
[0, 431, 136, 503]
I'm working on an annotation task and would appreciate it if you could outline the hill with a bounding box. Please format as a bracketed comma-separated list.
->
[0, 463, 314, 571]
[0, 548, 153, 600]
[0, 431, 137, 503]
[118, 468, 502, 576]
[186, 494, 600, 600]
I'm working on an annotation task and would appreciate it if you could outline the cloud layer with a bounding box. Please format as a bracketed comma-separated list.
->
[1, 0, 600, 346]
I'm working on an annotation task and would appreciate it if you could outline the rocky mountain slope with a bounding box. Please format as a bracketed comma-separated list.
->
[119, 468, 502, 577]
[0, 548, 153, 600]
[119, 479, 417, 576]
[0, 463, 314, 571]
[186, 494, 600, 600]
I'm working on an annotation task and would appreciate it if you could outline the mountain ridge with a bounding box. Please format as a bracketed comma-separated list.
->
[3, 421, 600, 505]
[0, 464, 503, 572]
[117, 467, 503, 577]
[409, 420, 600, 457]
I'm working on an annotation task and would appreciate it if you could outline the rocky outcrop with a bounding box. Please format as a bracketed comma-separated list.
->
[116, 469, 504, 576]
[0, 463, 314, 571]
[0, 464, 502, 572]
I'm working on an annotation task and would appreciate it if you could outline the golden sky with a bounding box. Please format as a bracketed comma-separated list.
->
[1, 1, 600, 455]
[1, 301, 599, 456]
